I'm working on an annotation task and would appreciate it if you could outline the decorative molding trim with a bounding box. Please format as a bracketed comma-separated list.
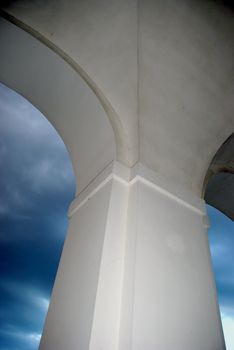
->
[68, 161, 130, 217]
[130, 163, 206, 216]
[68, 161, 207, 218]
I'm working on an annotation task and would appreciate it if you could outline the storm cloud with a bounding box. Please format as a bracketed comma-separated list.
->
[0, 83, 75, 350]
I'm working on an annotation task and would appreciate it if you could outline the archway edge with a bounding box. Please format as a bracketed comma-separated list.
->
[0, 10, 133, 167]
[203, 133, 234, 221]
[0, 14, 127, 193]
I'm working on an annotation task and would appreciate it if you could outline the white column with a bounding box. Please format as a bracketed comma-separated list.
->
[119, 164, 225, 350]
[39, 162, 130, 350]
[40, 162, 225, 350]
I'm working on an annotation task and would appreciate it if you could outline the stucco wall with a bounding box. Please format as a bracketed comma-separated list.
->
[0, 17, 115, 193]
[1, 0, 234, 194]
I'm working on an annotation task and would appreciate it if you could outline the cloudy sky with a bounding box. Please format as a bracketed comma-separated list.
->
[207, 205, 234, 350]
[0, 82, 233, 349]
[0, 83, 75, 350]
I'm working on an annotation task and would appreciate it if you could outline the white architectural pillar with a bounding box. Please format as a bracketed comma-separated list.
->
[119, 164, 225, 350]
[40, 162, 225, 350]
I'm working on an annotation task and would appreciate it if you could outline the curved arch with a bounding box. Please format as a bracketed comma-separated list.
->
[203, 133, 234, 220]
[0, 82, 76, 348]
[0, 16, 117, 194]
[0, 9, 132, 166]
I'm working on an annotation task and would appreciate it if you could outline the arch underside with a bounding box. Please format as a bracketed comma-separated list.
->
[0, 17, 116, 195]
[204, 134, 234, 221]
[1, 0, 234, 198]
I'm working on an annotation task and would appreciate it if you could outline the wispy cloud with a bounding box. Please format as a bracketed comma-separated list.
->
[0, 82, 75, 223]
[0, 83, 75, 349]
[0, 326, 41, 350]
[221, 312, 234, 350]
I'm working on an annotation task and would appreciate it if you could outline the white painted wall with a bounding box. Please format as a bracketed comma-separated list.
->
[39, 162, 225, 349]
[39, 163, 131, 350]
[1, 0, 139, 166]
[0, 4, 231, 348]
[139, 0, 234, 195]
[39, 179, 113, 350]
[2, 0, 234, 195]
[121, 177, 224, 349]
[89, 177, 129, 350]
[0, 17, 115, 194]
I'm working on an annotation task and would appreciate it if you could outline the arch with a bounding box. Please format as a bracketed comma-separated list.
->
[203, 133, 234, 220]
[0, 16, 117, 194]
[0, 82, 76, 349]
[0, 9, 134, 167]
[0, 16, 119, 349]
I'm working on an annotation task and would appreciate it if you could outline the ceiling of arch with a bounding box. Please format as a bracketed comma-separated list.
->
[205, 134, 234, 220]
[1, 0, 234, 196]
[0, 17, 116, 195]
[205, 172, 234, 220]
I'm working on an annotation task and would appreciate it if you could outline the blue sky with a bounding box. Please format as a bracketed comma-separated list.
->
[0, 83, 75, 350]
[207, 205, 234, 350]
[0, 82, 233, 349]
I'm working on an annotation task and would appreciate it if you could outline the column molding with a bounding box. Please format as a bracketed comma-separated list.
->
[68, 161, 208, 221]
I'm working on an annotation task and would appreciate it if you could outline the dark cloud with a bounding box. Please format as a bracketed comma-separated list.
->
[0, 83, 75, 349]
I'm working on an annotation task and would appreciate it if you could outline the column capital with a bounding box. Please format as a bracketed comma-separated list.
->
[69, 161, 206, 219]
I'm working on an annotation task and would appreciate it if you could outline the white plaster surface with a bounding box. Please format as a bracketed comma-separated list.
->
[0, 17, 115, 194]
[40, 163, 224, 349]
[0, 2, 232, 348]
[2, 0, 234, 194]
[138, 0, 234, 194]
[1, 0, 139, 166]
[122, 179, 224, 349]
[39, 180, 113, 350]
[89, 178, 129, 350]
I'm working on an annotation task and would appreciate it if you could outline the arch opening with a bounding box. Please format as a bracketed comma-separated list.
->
[0, 15, 117, 350]
[0, 82, 76, 349]
[207, 205, 234, 350]
[203, 133, 234, 221]
[0, 16, 116, 196]
[204, 134, 234, 349]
